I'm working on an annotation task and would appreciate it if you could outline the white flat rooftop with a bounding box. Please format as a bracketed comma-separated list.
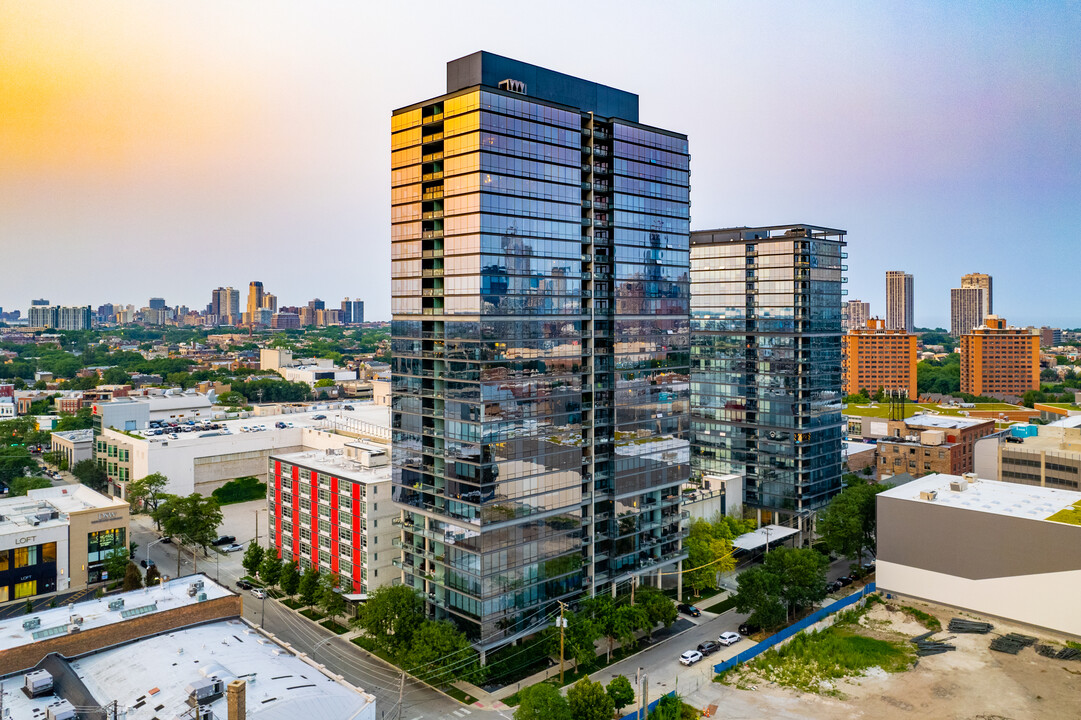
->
[732, 524, 800, 551]
[878, 474, 1081, 523]
[4, 620, 374, 720]
[0, 574, 232, 652]
[905, 413, 987, 429]
[272, 449, 392, 486]
[50, 428, 94, 443]
[843, 440, 877, 456]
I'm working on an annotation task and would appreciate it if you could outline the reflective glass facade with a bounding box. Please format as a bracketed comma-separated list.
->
[690, 226, 846, 517]
[392, 60, 689, 649]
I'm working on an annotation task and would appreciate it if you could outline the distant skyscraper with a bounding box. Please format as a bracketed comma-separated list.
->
[148, 297, 166, 310]
[29, 305, 92, 330]
[262, 293, 277, 314]
[246, 282, 265, 322]
[843, 300, 871, 331]
[341, 298, 364, 324]
[950, 287, 986, 336]
[307, 298, 325, 311]
[961, 272, 992, 317]
[30, 299, 49, 307]
[691, 224, 846, 520]
[885, 271, 914, 332]
[960, 316, 1039, 397]
[211, 287, 240, 324]
[392, 52, 690, 648]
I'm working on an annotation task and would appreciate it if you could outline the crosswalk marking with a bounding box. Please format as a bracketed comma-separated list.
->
[453, 711, 465, 717]
[458, 709, 471, 715]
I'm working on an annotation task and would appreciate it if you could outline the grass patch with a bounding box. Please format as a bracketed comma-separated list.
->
[444, 686, 477, 705]
[281, 597, 303, 610]
[1047, 500, 1081, 526]
[239, 575, 265, 588]
[300, 608, 326, 621]
[740, 626, 914, 695]
[1068, 641, 1081, 652]
[320, 619, 349, 634]
[705, 596, 738, 614]
[899, 605, 941, 631]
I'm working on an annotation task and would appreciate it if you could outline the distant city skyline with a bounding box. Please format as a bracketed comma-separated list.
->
[1, 2, 1078, 326]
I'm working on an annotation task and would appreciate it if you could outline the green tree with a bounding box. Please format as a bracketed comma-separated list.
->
[818, 482, 891, 563]
[102, 367, 131, 385]
[72, 459, 109, 494]
[279, 561, 300, 598]
[146, 564, 162, 586]
[514, 683, 571, 720]
[0, 447, 36, 485]
[606, 675, 635, 712]
[636, 586, 677, 638]
[318, 572, 346, 622]
[353, 584, 425, 655]
[298, 567, 320, 608]
[242, 542, 266, 577]
[258, 553, 283, 587]
[399, 620, 480, 684]
[734, 547, 829, 629]
[546, 609, 601, 670]
[7, 476, 51, 496]
[127, 472, 170, 528]
[123, 561, 144, 591]
[567, 677, 613, 720]
[314, 378, 336, 388]
[104, 546, 129, 582]
[156, 493, 224, 573]
[24, 599, 34, 614]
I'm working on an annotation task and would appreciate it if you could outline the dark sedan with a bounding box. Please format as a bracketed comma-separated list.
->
[677, 603, 701, 617]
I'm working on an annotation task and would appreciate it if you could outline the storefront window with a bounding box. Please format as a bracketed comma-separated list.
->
[87, 528, 126, 563]
[0, 549, 8, 572]
[14, 580, 36, 599]
[42, 542, 56, 563]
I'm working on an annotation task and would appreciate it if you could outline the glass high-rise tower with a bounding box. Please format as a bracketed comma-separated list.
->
[689, 225, 846, 522]
[391, 52, 690, 652]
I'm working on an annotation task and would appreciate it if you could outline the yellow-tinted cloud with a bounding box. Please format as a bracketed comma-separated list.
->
[0, 3, 260, 177]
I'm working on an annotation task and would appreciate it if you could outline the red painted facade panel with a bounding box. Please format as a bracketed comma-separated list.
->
[291, 464, 300, 561]
[274, 460, 283, 559]
[330, 475, 340, 575]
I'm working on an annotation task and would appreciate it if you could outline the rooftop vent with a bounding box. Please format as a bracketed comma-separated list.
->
[919, 490, 938, 502]
[46, 699, 76, 720]
[109, 598, 125, 611]
[950, 478, 969, 493]
[22, 617, 41, 631]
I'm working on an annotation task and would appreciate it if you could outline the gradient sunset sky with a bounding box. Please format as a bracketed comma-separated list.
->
[1, 1, 1078, 326]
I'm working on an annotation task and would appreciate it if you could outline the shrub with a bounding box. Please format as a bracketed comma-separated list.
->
[211, 476, 267, 505]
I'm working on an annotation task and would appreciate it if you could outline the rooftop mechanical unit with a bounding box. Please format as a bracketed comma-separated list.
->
[186, 677, 225, 706]
[24, 668, 53, 697]
[46, 699, 76, 720]
[22, 617, 41, 631]
[109, 598, 125, 611]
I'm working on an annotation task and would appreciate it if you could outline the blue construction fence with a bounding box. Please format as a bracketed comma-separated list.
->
[712, 582, 877, 675]
[621, 690, 676, 720]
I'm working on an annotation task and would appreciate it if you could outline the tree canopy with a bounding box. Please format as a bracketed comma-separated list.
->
[817, 482, 891, 563]
[734, 547, 829, 629]
[514, 683, 571, 720]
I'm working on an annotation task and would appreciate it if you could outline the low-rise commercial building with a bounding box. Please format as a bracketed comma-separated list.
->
[97, 404, 391, 498]
[280, 360, 358, 387]
[974, 423, 1081, 491]
[877, 474, 1081, 637]
[874, 414, 995, 480]
[0, 485, 128, 600]
[269, 442, 397, 595]
[842, 318, 917, 398]
[49, 428, 94, 468]
[960, 315, 1040, 397]
[0, 383, 13, 419]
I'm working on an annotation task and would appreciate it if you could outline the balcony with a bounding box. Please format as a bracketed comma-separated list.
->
[421, 132, 444, 143]
[421, 249, 443, 258]
[421, 268, 444, 277]
[422, 172, 444, 182]
[422, 151, 444, 163]
[422, 113, 444, 124]
[422, 190, 444, 201]
[422, 210, 444, 220]
[422, 230, 444, 239]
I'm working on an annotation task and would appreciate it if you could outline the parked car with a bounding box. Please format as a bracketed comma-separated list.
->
[236, 579, 253, 590]
[718, 631, 742, 646]
[211, 535, 237, 547]
[275, 422, 286, 429]
[696, 641, 720, 656]
[222, 543, 244, 553]
[838, 576, 854, 587]
[677, 603, 701, 617]
[312, 414, 327, 420]
[343, 405, 354, 411]
[161, 536, 172, 544]
[679, 650, 703, 666]
[140, 559, 155, 569]
[826, 580, 843, 593]
[738, 621, 760, 636]
[250, 588, 267, 599]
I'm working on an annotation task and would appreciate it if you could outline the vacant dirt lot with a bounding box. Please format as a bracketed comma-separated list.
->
[688, 598, 1081, 720]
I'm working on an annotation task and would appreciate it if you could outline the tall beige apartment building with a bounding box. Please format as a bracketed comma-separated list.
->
[885, 271, 914, 332]
[843, 299, 871, 331]
[961, 273, 992, 316]
[950, 286, 986, 336]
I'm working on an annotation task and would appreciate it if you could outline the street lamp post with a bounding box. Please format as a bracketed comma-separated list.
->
[252, 508, 268, 546]
[145, 538, 165, 570]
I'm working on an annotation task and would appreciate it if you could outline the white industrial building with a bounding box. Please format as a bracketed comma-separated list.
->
[99, 404, 391, 497]
[877, 473, 1081, 637]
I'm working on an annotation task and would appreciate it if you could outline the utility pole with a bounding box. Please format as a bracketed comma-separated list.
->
[630, 576, 636, 605]
[557, 600, 568, 685]
[640, 673, 649, 720]
[396, 671, 405, 720]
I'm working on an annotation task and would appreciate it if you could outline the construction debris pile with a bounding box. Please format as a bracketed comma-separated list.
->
[910, 631, 955, 657]
[990, 633, 1038, 655]
[947, 618, 993, 634]
[1035, 644, 1081, 661]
